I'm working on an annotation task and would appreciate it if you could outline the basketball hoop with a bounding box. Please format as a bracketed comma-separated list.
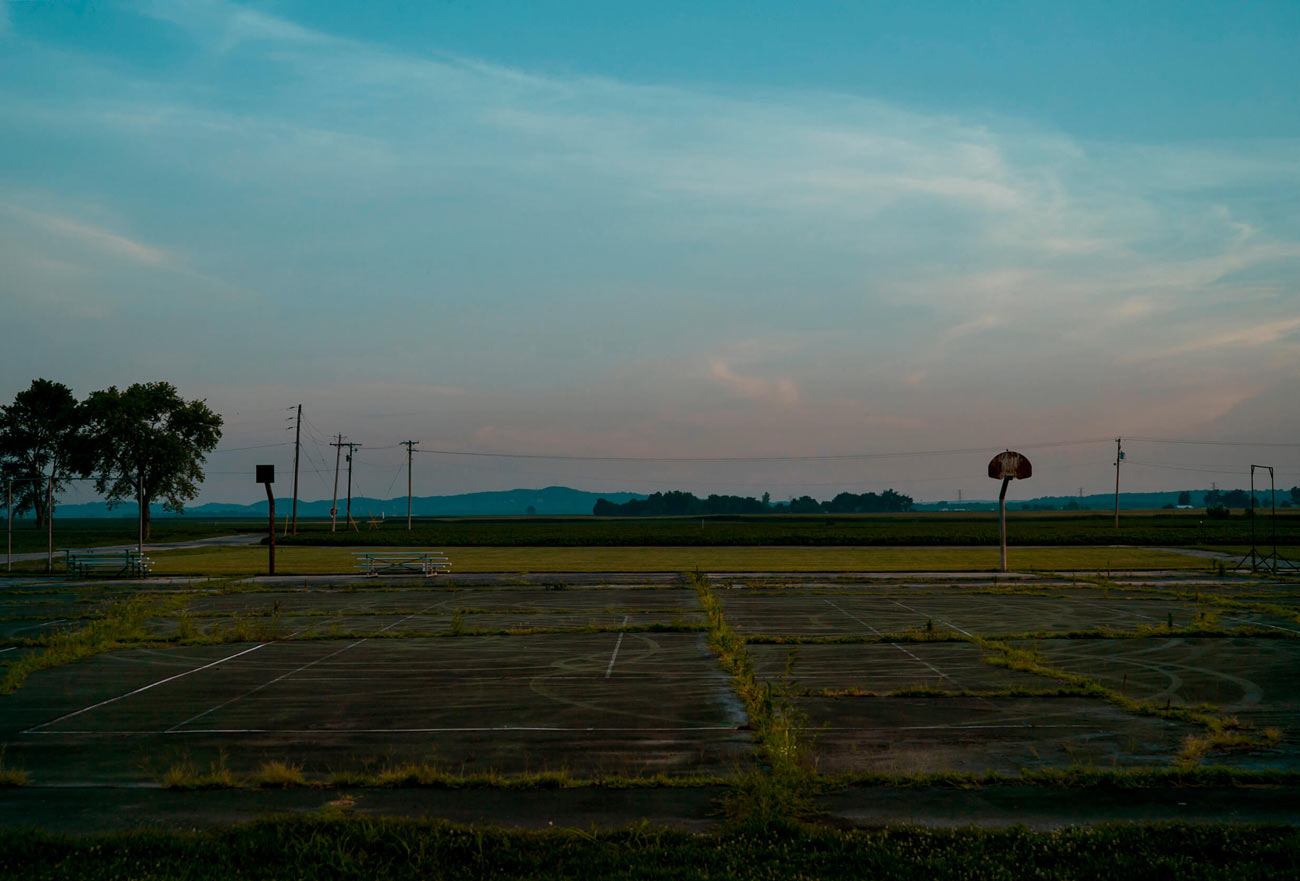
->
[988, 450, 1032, 572]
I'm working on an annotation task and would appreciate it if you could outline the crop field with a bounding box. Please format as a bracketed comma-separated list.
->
[10, 511, 1300, 557]
[276, 511, 1300, 548]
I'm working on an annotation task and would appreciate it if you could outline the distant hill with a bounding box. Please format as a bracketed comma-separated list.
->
[46, 486, 647, 519]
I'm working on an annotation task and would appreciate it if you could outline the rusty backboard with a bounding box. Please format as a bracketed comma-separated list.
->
[988, 450, 1032, 480]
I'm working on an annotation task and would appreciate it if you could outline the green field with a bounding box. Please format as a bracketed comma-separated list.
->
[273, 510, 1300, 548]
[136, 544, 1206, 575]
[11, 512, 1299, 556]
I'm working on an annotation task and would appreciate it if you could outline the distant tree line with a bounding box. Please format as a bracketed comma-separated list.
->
[593, 489, 913, 516]
[0, 379, 222, 539]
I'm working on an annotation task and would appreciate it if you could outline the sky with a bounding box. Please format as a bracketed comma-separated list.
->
[2, 0, 1299, 506]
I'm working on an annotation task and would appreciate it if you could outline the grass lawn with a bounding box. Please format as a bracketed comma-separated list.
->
[138, 545, 1208, 576]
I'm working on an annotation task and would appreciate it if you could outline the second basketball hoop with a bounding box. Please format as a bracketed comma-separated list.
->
[988, 450, 1032, 572]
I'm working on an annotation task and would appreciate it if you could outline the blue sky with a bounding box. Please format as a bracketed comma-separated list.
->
[2, 1, 1298, 505]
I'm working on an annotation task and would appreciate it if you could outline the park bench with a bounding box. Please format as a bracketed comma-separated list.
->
[63, 549, 153, 578]
[352, 551, 451, 578]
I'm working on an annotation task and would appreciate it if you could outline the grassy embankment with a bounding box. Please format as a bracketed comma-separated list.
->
[126, 545, 1203, 576]
[2, 818, 1298, 880]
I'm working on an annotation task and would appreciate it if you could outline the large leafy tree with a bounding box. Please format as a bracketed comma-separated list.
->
[77, 383, 222, 540]
[0, 379, 82, 528]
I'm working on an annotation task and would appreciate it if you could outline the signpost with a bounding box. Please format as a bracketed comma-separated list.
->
[987, 450, 1032, 572]
[257, 465, 276, 576]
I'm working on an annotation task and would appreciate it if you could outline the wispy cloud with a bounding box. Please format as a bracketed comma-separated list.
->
[1127, 316, 1300, 362]
[2, 0, 1299, 501]
[710, 360, 800, 406]
[5, 204, 168, 265]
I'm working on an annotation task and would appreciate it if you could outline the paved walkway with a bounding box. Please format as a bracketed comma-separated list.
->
[4, 532, 261, 565]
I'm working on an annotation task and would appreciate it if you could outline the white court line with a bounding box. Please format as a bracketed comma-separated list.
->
[823, 599, 956, 684]
[23, 643, 271, 734]
[166, 639, 366, 732]
[12, 619, 68, 633]
[605, 615, 630, 678]
[890, 600, 973, 637]
[1097, 603, 1300, 636]
[1214, 614, 1300, 636]
[167, 602, 442, 732]
[25, 726, 741, 735]
[804, 724, 1092, 732]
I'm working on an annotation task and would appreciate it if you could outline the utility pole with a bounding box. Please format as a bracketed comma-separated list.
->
[5, 479, 10, 573]
[330, 435, 344, 533]
[1113, 437, 1123, 529]
[291, 404, 302, 535]
[400, 440, 419, 531]
[344, 444, 361, 529]
[329, 441, 362, 530]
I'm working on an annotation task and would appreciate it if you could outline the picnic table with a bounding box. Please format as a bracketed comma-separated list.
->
[352, 551, 451, 578]
[64, 549, 153, 578]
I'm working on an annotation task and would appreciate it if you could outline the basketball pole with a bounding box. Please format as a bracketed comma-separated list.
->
[265, 480, 276, 576]
[998, 475, 1011, 572]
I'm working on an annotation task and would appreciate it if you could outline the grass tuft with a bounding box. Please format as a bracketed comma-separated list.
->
[252, 760, 307, 788]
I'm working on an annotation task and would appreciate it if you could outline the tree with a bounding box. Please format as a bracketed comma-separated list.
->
[1177, 491, 1191, 507]
[75, 383, 222, 540]
[0, 379, 82, 529]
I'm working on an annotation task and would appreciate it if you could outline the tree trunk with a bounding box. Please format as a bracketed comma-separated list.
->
[141, 494, 151, 542]
[32, 486, 47, 531]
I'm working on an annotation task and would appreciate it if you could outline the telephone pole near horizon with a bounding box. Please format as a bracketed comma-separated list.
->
[1113, 437, 1123, 529]
[329, 435, 345, 533]
[338, 442, 361, 529]
[290, 405, 302, 535]
[400, 440, 419, 531]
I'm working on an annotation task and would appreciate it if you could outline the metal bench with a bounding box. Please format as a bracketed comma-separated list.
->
[64, 549, 153, 578]
[352, 551, 451, 578]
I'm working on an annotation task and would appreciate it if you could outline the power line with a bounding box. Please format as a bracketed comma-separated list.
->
[413, 437, 1112, 463]
[208, 442, 293, 454]
[1128, 437, 1300, 448]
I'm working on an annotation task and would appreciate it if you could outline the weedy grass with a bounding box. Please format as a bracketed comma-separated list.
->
[745, 623, 1297, 645]
[0, 749, 28, 787]
[827, 765, 1300, 789]
[161, 755, 238, 790]
[250, 761, 308, 788]
[689, 571, 817, 829]
[802, 685, 1084, 699]
[0, 593, 188, 694]
[3, 818, 1299, 880]
[162, 762, 728, 790]
[975, 638, 1285, 765]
